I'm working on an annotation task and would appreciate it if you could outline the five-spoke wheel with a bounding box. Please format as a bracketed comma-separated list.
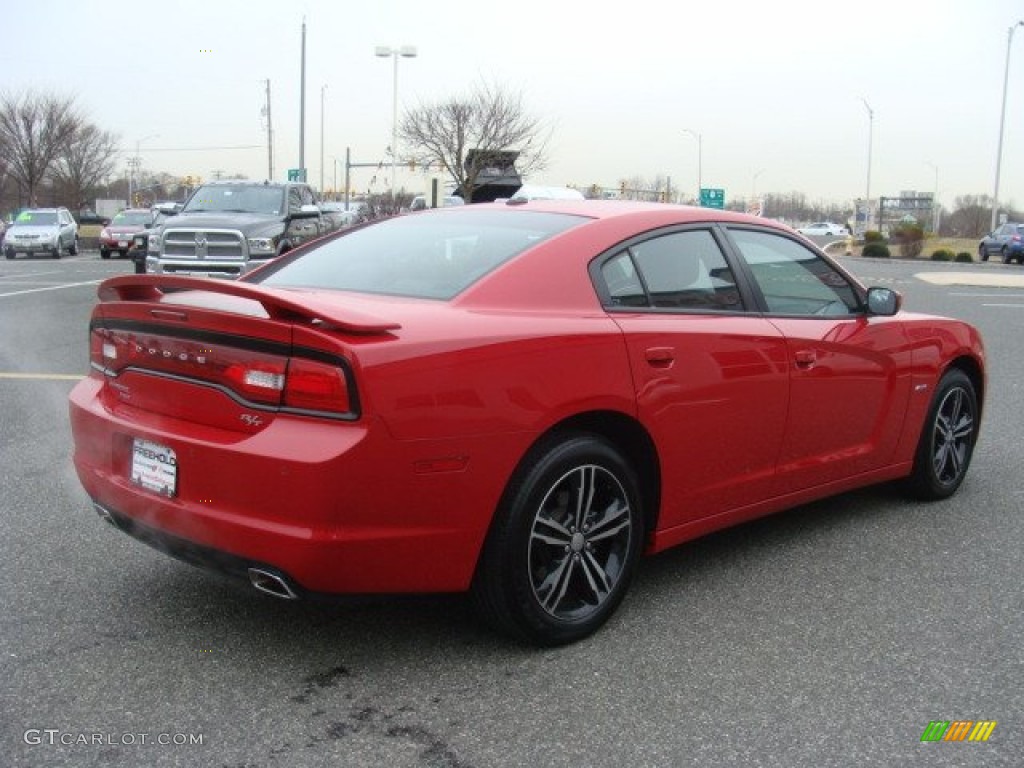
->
[472, 433, 644, 646]
[906, 369, 979, 500]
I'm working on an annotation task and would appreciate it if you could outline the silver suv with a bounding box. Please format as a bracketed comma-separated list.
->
[3, 208, 79, 259]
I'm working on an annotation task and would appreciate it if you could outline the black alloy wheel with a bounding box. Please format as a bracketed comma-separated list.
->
[906, 369, 979, 500]
[472, 433, 645, 646]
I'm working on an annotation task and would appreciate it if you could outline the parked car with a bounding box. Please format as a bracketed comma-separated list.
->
[130, 203, 182, 274]
[408, 194, 465, 211]
[978, 222, 1024, 263]
[69, 201, 985, 646]
[99, 208, 153, 259]
[797, 222, 850, 237]
[3, 207, 78, 259]
[144, 180, 333, 278]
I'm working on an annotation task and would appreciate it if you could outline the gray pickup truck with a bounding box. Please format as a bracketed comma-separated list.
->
[143, 180, 335, 278]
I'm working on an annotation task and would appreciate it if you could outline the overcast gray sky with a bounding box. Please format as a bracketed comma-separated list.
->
[3, 0, 1023, 210]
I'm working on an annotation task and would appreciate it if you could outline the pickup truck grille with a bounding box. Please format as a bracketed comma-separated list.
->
[161, 228, 246, 261]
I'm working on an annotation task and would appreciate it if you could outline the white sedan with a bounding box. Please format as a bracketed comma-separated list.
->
[798, 222, 850, 237]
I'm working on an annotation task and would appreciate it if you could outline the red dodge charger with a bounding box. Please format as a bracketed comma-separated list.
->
[69, 201, 985, 645]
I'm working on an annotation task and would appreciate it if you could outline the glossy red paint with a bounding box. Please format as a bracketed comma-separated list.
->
[69, 201, 986, 634]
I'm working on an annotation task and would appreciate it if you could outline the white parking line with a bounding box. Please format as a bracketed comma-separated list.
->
[0, 279, 102, 298]
[0, 373, 85, 381]
[0, 270, 64, 280]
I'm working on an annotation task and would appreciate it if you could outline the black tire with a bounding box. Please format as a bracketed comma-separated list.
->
[4, 249, 14, 260]
[69, 238, 78, 256]
[979, 245, 989, 262]
[905, 369, 979, 500]
[1001, 247, 1011, 264]
[51, 240, 61, 259]
[118, 249, 128, 259]
[100, 249, 110, 260]
[471, 432, 645, 646]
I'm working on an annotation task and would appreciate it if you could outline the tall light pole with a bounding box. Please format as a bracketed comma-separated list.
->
[683, 129, 702, 203]
[861, 98, 874, 233]
[375, 44, 417, 194]
[320, 84, 327, 195]
[992, 20, 1024, 231]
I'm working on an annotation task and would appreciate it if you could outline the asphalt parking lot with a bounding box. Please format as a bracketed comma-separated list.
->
[1, 251, 1022, 767]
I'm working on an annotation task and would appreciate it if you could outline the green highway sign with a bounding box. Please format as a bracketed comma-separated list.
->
[699, 188, 725, 209]
[287, 168, 307, 182]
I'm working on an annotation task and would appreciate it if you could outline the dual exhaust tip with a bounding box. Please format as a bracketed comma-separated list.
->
[93, 501, 299, 601]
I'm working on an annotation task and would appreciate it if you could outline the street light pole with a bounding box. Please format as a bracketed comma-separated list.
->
[375, 44, 417, 195]
[861, 98, 873, 233]
[992, 21, 1024, 231]
[683, 129, 702, 202]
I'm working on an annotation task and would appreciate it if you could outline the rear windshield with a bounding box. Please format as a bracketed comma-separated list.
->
[250, 209, 584, 300]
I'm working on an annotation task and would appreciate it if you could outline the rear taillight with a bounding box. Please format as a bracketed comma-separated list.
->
[284, 358, 350, 413]
[90, 328, 352, 416]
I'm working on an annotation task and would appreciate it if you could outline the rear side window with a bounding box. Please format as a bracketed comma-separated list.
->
[251, 209, 584, 300]
[600, 229, 743, 312]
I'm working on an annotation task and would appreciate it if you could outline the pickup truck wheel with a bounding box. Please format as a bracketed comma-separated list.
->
[100, 249, 110, 260]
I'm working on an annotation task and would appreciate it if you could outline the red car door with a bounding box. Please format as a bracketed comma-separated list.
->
[726, 227, 913, 492]
[599, 228, 791, 534]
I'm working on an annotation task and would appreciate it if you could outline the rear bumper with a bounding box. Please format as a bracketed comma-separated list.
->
[69, 376, 504, 595]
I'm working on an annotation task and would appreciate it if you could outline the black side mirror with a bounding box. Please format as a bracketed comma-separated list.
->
[866, 286, 901, 316]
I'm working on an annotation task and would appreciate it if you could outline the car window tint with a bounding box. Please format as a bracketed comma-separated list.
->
[729, 229, 860, 316]
[626, 230, 742, 311]
[251, 210, 584, 300]
[601, 252, 647, 307]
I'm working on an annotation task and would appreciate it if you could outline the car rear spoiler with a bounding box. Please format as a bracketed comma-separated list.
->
[97, 275, 402, 334]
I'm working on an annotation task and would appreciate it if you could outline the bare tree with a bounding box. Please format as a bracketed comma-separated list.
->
[0, 90, 80, 206]
[51, 123, 119, 211]
[399, 82, 549, 202]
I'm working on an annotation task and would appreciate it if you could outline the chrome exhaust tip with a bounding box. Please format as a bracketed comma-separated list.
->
[93, 503, 118, 527]
[247, 567, 299, 600]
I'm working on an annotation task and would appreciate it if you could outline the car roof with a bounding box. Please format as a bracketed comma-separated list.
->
[476, 198, 785, 228]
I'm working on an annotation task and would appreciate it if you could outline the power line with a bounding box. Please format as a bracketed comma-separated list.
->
[116, 145, 263, 154]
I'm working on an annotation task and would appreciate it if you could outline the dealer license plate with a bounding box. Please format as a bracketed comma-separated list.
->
[130, 438, 178, 497]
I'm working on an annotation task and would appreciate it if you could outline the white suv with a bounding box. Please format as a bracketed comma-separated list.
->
[3, 207, 79, 259]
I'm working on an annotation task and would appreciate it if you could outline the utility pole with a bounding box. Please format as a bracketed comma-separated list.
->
[263, 79, 274, 180]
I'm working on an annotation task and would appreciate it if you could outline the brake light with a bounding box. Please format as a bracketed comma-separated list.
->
[89, 328, 353, 416]
[284, 358, 350, 413]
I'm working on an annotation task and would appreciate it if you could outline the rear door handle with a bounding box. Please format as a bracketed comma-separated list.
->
[645, 347, 675, 368]
[794, 349, 817, 368]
